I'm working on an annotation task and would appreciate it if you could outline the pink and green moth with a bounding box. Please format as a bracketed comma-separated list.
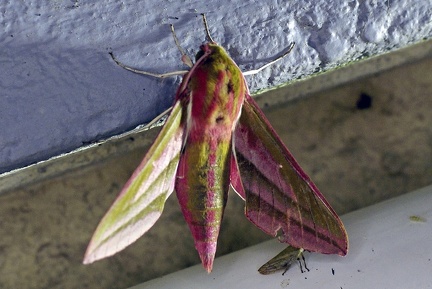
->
[83, 14, 348, 273]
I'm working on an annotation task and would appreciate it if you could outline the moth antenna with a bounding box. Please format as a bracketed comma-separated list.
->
[170, 24, 193, 67]
[201, 13, 215, 43]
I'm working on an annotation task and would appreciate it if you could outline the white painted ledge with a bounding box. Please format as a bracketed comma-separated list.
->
[128, 184, 432, 289]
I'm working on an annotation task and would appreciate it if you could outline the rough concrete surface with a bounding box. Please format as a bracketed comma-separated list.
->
[0, 57, 431, 288]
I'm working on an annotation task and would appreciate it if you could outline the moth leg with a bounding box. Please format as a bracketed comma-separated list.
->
[242, 42, 295, 76]
[281, 263, 292, 276]
[297, 252, 310, 273]
[301, 253, 310, 272]
[169, 24, 194, 68]
[143, 106, 173, 129]
[109, 21, 194, 76]
[109, 52, 188, 78]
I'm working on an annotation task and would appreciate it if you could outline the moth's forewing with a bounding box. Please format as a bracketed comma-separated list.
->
[84, 102, 184, 264]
